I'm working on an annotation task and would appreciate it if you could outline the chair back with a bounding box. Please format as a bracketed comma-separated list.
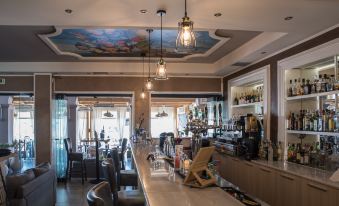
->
[111, 148, 122, 188]
[87, 181, 113, 206]
[64, 138, 72, 155]
[121, 138, 128, 155]
[102, 159, 118, 206]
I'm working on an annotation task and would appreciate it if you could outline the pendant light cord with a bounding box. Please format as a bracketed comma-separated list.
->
[142, 56, 145, 82]
[160, 13, 163, 59]
[185, 0, 187, 17]
[148, 30, 151, 78]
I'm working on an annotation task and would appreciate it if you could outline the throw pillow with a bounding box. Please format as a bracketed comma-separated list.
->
[32, 162, 51, 177]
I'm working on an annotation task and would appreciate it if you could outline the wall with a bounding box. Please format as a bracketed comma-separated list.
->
[54, 76, 222, 133]
[0, 75, 34, 92]
[223, 26, 339, 142]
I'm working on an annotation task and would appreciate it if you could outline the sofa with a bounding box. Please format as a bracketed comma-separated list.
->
[6, 162, 56, 206]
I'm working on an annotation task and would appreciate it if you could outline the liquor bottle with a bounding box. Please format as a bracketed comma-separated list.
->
[302, 79, 309, 95]
[287, 143, 293, 161]
[319, 74, 326, 92]
[296, 78, 302, 96]
[304, 144, 310, 165]
[268, 142, 273, 162]
[314, 110, 319, 132]
[318, 110, 323, 132]
[306, 79, 312, 94]
[287, 112, 291, 130]
[296, 143, 301, 164]
[277, 141, 283, 161]
[329, 110, 334, 132]
[295, 114, 299, 130]
[322, 74, 328, 92]
[234, 94, 239, 105]
[315, 75, 322, 93]
[288, 80, 293, 97]
[291, 113, 295, 130]
[309, 111, 314, 131]
[298, 110, 303, 130]
[292, 79, 298, 96]
[301, 78, 306, 95]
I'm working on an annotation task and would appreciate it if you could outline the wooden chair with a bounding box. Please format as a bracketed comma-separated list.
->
[102, 160, 145, 206]
[64, 138, 87, 184]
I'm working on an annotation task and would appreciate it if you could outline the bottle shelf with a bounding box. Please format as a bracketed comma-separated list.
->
[232, 102, 263, 108]
[286, 130, 339, 136]
[286, 90, 339, 101]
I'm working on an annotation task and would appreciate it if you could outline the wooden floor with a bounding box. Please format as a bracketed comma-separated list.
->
[56, 179, 93, 206]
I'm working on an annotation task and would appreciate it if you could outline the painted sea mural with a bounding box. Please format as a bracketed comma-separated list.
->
[43, 28, 221, 59]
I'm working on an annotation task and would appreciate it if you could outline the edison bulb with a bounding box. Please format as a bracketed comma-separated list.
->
[140, 91, 146, 99]
[182, 27, 192, 46]
[145, 80, 152, 90]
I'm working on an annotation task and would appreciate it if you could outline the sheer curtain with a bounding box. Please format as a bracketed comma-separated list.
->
[117, 107, 127, 139]
[76, 110, 88, 144]
[52, 99, 67, 179]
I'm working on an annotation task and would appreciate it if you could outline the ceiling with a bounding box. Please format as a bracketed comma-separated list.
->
[0, 0, 338, 77]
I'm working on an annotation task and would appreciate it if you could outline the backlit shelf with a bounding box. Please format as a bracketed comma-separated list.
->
[232, 102, 263, 108]
[285, 90, 339, 101]
[286, 130, 339, 136]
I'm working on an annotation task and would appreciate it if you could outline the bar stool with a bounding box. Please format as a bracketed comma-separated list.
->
[112, 149, 138, 189]
[64, 138, 87, 184]
[87, 181, 113, 206]
[102, 160, 145, 206]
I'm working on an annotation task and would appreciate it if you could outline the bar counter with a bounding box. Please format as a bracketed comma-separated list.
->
[131, 142, 244, 206]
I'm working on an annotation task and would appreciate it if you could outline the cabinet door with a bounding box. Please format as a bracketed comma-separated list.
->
[242, 161, 257, 195]
[301, 179, 336, 206]
[230, 158, 240, 185]
[213, 153, 232, 182]
[256, 166, 276, 206]
[276, 172, 301, 206]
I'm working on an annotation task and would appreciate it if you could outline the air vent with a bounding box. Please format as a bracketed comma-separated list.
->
[231, 62, 252, 67]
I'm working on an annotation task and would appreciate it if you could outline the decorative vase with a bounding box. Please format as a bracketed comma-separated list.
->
[9, 156, 22, 173]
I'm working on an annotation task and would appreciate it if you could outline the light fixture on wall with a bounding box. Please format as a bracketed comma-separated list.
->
[176, 0, 196, 52]
[140, 53, 146, 99]
[155, 10, 168, 80]
[145, 29, 153, 90]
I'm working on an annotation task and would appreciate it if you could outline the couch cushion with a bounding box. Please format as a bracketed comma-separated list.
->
[33, 162, 51, 177]
[6, 169, 35, 199]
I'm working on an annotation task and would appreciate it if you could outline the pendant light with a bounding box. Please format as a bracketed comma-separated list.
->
[140, 53, 146, 99]
[145, 29, 153, 90]
[155, 10, 168, 80]
[176, 0, 196, 52]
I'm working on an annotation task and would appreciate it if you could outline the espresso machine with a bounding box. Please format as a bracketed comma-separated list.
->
[239, 114, 263, 160]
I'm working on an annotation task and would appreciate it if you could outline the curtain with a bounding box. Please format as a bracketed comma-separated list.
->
[76, 110, 88, 143]
[52, 99, 67, 179]
[117, 107, 127, 139]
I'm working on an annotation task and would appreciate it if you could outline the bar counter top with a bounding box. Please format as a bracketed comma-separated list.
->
[131, 143, 244, 206]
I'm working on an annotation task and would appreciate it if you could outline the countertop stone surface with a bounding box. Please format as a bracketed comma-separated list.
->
[131, 143, 245, 206]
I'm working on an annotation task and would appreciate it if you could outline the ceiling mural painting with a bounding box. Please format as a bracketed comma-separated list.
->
[39, 27, 228, 60]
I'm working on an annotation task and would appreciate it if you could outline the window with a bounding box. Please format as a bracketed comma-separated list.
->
[151, 107, 175, 137]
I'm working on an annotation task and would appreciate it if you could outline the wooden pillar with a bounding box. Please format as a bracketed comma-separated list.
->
[34, 74, 52, 164]
[0, 96, 11, 143]
[67, 97, 78, 151]
[134, 90, 150, 135]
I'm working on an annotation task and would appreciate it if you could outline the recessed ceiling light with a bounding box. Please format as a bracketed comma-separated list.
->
[284, 16, 293, 21]
[140, 9, 147, 14]
[214, 13, 222, 17]
[65, 9, 73, 14]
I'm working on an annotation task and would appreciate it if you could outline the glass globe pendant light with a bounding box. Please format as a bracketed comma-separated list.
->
[176, 0, 196, 52]
[155, 10, 168, 80]
[145, 29, 153, 90]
